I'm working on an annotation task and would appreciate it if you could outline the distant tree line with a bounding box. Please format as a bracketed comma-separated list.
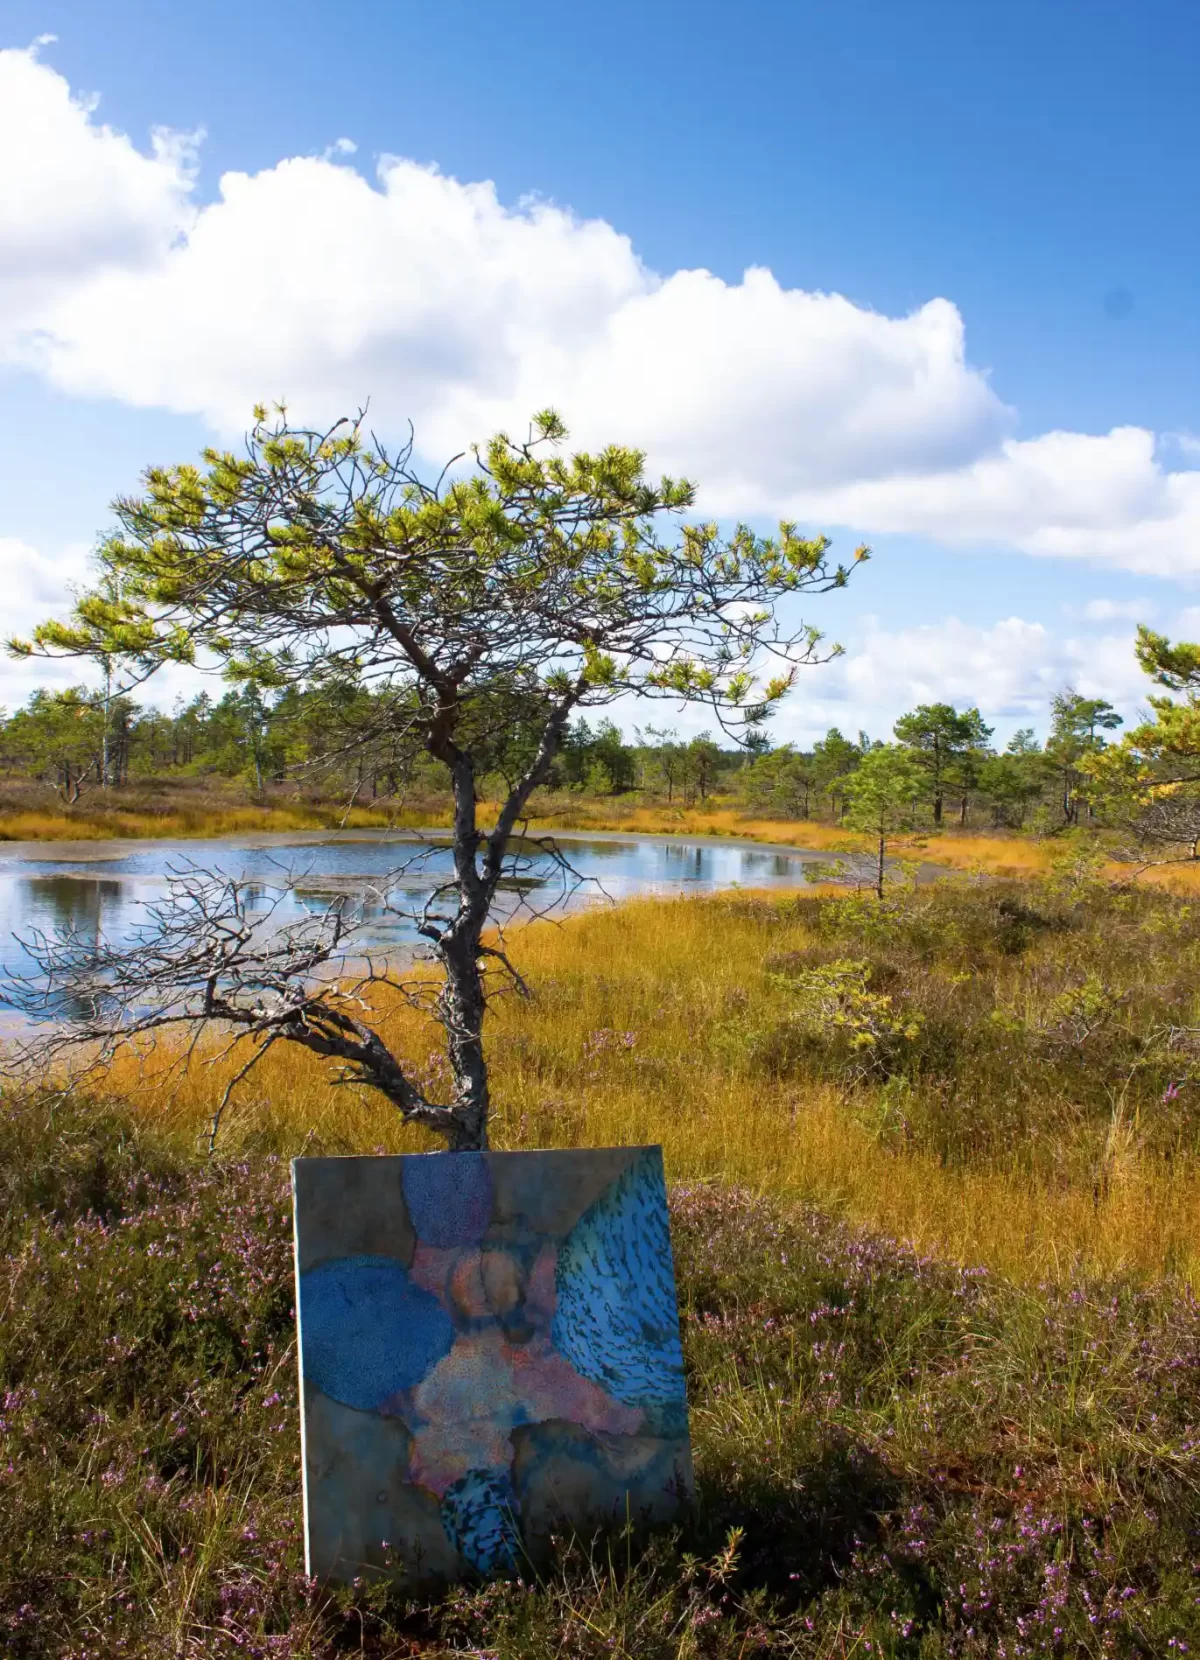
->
[736, 693, 1124, 830]
[0, 679, 1127, 830]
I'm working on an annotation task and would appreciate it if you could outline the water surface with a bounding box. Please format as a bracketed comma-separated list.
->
[0, 831, 828, 1016]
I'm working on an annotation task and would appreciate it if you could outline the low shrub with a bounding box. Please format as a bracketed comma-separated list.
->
[1, 1097, 1196, 1655]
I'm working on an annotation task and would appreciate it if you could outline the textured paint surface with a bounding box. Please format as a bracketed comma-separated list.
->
[553, 1149, 686, 1409]
[293, 1147, 692, 1585]
[401, 1152, 493, 1248]
[440, 1467, 522, 1575]
[299, 1256, 455, 1413]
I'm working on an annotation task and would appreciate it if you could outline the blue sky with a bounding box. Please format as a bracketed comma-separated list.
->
[2, 1, 1199, 744]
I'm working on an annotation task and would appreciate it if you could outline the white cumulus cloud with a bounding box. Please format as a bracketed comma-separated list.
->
[638, 616, 1155, 748]
[797, 429, 1200, 575]
[1079, 598, 1152, 622]
[1, 40, 1007, 506]
[0, 43, 196, 335]
[798, 615, 1149, 748]
[840, 615, 1148, 721]
[2, 44, 1200, 580]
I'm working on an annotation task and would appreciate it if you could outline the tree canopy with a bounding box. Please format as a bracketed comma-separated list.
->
[14, 407, 865, 1150]
[1079, 627, 1200, 862]
[16, 408, 863, 747]
[844, 745, 926, 897]
[892, 703, 992, 825]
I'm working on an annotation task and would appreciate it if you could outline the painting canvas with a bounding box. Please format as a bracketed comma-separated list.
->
[292, 1145, 693, 1584]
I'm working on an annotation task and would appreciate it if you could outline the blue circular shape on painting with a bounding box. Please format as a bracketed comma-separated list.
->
[299, 1255, 454, 1412]
[402, 1152, 493, 1247]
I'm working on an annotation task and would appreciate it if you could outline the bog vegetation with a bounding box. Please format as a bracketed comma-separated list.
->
[5, 870, 1200, 1655]
[9, 407, 867, 1152]
[6, 412, 1200, 1650]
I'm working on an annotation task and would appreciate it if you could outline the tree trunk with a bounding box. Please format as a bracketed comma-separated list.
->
[100, 662, 112, 791]
[421, 687, 578, 1151]
[437, 924, 491, 1151]
[876, 830, 885, 901]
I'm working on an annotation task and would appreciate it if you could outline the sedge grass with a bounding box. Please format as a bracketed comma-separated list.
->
[86, 880, 1200, 1287]
[0, 800, 455, 843]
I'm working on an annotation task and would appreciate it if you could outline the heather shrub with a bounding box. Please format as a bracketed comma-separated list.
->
[2, 1095, 1198, 1656]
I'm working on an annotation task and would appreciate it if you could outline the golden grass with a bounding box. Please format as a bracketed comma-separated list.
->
[1131, 860, 1200, 894]
[87, 889, 1200, 1289]
[897, 831, 1057, 877]
[0, 801, 456, 842]
[519, 801, 1069, 882]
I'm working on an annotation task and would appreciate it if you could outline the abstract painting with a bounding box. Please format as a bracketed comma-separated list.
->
[292, 1146, 692, 1584]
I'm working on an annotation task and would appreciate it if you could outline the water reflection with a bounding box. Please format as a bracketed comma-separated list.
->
[663, 843, 705, 878]
[25, 876, 125, 948]
[0, 834, 823, 1016]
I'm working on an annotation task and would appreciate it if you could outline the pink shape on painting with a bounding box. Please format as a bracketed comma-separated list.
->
[405, 1326, 644, 1496]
